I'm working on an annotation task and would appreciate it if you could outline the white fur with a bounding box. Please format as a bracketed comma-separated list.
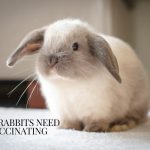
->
[37, 19, 149, 124]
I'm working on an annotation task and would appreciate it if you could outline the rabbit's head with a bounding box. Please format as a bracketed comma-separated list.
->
[7, 19, 121, 82]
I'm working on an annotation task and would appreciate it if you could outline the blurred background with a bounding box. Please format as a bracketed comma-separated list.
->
[0, 0, 150, 108]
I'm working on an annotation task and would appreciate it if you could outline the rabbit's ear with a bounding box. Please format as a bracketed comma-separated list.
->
[87, 34, 122, 83]
[7, 27, 46, 67]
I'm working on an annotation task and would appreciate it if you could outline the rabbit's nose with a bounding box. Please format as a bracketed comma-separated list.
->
[48, 55, 58, 67]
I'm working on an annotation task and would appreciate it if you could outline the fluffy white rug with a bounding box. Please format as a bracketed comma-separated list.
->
[0, 107, 150, 150]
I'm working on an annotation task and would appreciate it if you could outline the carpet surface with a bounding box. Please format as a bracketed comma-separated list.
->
[0, 107, 150, 150]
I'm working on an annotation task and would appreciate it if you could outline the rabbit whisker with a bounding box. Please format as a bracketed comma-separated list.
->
[26, 80, 38, 108]
[16, 77, 37, 106]
[8, 73, 36, 96]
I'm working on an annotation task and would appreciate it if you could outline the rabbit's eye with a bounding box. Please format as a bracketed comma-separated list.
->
[72, 42, 79, 51]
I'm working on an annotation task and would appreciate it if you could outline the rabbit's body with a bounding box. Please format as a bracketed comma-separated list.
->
[37, 35, 149, 131]
[7, 19, 149, 131]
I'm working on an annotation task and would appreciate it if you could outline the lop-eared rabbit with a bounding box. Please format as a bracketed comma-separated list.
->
[7, 19, 149, 132]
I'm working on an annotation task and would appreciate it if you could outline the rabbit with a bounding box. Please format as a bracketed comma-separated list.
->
[7, 19, 150, 132]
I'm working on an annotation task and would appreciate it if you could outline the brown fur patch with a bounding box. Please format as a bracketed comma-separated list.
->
[82, 117, 109, 132]
[59, 120, 83, 130]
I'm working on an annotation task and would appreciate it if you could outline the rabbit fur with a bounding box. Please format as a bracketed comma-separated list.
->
[7, 19, 150, 132]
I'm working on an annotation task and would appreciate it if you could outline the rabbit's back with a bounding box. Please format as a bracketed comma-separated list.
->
[103, 35, 150, 121]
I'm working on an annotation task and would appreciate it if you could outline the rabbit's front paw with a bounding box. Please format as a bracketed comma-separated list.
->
[83, 118, 109, 132]
[59, 120, 83, 131]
